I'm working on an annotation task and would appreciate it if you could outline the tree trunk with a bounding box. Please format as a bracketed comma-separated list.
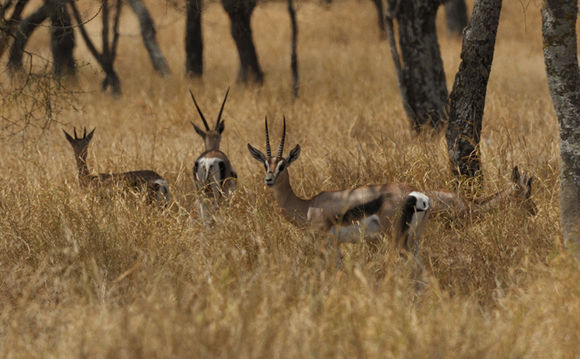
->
[47, 0, 76, 78]
[288, 0, 298, 97]
[385, 0, 448, 133]
[0, 0, 29, 58]
[445, 0, 502, 180]
[185, 0, 203, 77]
[127, 0, 170, 76]
[444, 0, 468, 37]
[370, 0, 386, 37]
[541, 0, 580, 256]
[8, 3, 48, 72]
[221, 0, 263, 84]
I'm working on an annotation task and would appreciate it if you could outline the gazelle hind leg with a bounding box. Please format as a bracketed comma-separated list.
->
[397, 191, 430, 254]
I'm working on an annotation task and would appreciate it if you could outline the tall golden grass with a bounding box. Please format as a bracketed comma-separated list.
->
[1, 0, 578, 357]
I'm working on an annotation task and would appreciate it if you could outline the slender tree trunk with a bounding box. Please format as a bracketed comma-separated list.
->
[288, 0, 298, 97]
[127, 0, 170, 76]
[0, 0, 29, 58]
[370, 0, 385, 37]
[444, 0, 468, 37]
[221, 0, 263, 84]
[47, 0, 76, 78]
[185, 0, 203, 77]
[541, 0, 580, 256]
[385, 0, 448, 133]
[445, 0, 502, 180]
[8, 3, 48, 72]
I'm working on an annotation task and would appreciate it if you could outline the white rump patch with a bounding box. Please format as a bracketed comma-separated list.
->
[196, 157, 225, 184]
[409, 191, 430, 211]
[154, 179, 171, 205]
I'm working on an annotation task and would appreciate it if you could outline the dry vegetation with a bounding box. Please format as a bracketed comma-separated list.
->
[1, 0, 579, 357]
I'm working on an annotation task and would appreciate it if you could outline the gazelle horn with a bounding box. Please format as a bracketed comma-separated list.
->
[265, 116, 271, 157]
[278, 116, 286, 157]
[215, 87, 230, 129]
[189, 88, 210, 131]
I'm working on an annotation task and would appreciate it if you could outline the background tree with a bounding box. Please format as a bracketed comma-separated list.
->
[288, 0, 298, 97]
[0, 0, 29, 57]
[445, 0, 502, 180]
[221, 0, 263, 84]
[444, 0, 468, 37]
[47, 0, 75, 78]
[541, 0, 580, 256]
[185, 0, 203, 77]
[385, 0, 448, 133]
[127, 0, 170, 76]
[7, 2, 48, 72]
[69, 0, 123, 95]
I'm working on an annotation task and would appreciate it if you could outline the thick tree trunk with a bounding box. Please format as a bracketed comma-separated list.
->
[541, 0, 580, 256]
[445, 0, 502, 179]
[127, 0, 170, 76]
[185, 0, 203, 77]
[370, 0, 385, 37]
[444, 0, 468, 37]
[386, 0, 448, 133]
[8, 3, 48, 72]
[47, 0, 76, 78]
[221, 0, 263, 84]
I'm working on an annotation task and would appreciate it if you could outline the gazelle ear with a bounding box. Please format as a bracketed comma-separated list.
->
[287, 144, 301, 165]
[512, 166, 521, 183]
[247, 144, 267, 163]
[191, 122, 206, 138]
[63, 129, 74, 143]
[217, 120, 225, 135]
[86, 128, 95, 142]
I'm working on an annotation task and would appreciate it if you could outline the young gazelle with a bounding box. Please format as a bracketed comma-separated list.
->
[63, 127, 171, 205]
[247, 118, 537, 251]
[189, 88, 237, 219]
[247, 117, 431, 252]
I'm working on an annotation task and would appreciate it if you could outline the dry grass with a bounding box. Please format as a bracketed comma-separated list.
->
[1, 0, 578, 357]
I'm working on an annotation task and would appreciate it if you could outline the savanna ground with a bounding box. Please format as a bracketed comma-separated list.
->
[1, 0, 579, 357]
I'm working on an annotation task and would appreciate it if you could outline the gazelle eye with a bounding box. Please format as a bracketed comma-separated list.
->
[278, 163, 285, 172]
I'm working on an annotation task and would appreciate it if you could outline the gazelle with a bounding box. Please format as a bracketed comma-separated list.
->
[247, 117, 431, 253]
[189, 88, 237, 219]
[63, 127, 171, 205]
[247, 118, 537, 252]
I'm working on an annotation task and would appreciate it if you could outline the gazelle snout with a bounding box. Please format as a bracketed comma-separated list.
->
[265, 172, 275, 186]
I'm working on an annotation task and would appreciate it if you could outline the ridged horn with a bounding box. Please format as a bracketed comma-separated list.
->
[189, 88, 209, 131]
[278, 116, 286, 157]
[265, 116, 271, 157]
[215, 87, 230, 129]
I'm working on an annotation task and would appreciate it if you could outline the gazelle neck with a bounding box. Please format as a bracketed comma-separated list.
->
[270, 169, 309, 226]
[75, 152, 90, 186]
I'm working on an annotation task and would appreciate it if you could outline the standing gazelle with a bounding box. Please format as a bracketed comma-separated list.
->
[247, 117, 431, 252]
[247, 118, 537, 253]
[189, 88, 237, 219]
[63, 127, 171, 205]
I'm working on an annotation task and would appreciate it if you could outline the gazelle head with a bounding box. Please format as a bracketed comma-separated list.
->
[63, 127, 95, 161]
[247, 116, 301, 187]
[512, 166, 537, 215]
[189, 88, 230, 151]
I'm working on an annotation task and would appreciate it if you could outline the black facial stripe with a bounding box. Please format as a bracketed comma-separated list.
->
[337, 195, 384, 224]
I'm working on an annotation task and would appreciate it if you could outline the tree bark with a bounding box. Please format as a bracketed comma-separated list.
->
[7, 3, 48, 72]
[444, 0, 468, 37]
[221, 0, 263, 84]
[445, 0, 502, 179]
[0, 0, 29, 58]
[127, 0, 170, 76]
[47, 0, 76, 78]
[386, 0, 448, 133]
[541, 0, 580, 256]
[185, 0, 203, 77]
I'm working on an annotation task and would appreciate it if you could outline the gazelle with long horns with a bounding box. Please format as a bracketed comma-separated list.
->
[247, 118, 537, 252]
[189, 88, 237, 219]
[63, 127, 171, 205]
[248, 117, 431, 251]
